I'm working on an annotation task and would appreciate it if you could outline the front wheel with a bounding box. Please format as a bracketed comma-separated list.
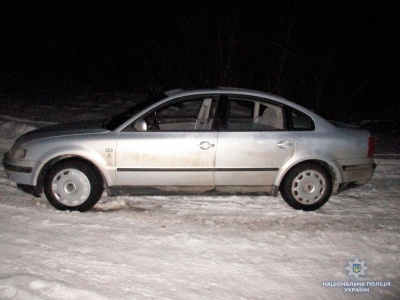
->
[43, 160, 103, 212]
[280, 163, 332, 211]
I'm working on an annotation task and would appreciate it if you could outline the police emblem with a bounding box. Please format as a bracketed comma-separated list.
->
[353, 264, 361, 273]
[345, 257, 367, 279]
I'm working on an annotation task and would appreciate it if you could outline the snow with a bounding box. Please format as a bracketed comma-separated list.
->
[0, 94, 399, 299]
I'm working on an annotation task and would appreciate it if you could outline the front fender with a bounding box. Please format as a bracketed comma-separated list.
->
[26, 137, 117, 187]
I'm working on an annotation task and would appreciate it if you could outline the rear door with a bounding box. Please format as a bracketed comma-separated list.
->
[215, 96, 295, 187]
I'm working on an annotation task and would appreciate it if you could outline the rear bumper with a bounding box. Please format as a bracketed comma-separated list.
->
[341, 162, 376, 184]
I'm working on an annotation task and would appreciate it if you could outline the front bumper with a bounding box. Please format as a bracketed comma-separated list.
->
[3, 159, 33, 173]
[3, 155, 36, 186]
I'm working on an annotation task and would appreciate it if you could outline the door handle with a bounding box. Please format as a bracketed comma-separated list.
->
[197, 141, 215, 150]
[277, 141, 293, 149]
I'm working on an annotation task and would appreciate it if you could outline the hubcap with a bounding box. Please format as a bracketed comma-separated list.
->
[64, 181, 78, 194]
[51, 169, 91, 207]
[291, 170, 326, 205]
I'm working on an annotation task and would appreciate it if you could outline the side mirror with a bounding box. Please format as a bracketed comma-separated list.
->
[133, 119, 147, 131]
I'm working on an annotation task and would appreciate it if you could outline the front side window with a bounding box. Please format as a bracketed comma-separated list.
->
[143, 97, 218, 131]
[105, 92, 167, 130]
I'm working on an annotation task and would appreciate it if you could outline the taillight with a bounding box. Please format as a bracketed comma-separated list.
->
[367, 136, 375, 158]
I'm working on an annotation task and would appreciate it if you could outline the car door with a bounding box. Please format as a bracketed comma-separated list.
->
[215, 96, 295, 189]
[115, 96, 219, 188]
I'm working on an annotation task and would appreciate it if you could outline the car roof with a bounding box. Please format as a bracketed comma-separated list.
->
[163, 87, 336, 130]
[164, 87, 309, 113]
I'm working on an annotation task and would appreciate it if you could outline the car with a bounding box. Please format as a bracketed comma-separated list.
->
[3, 88, 376, 212]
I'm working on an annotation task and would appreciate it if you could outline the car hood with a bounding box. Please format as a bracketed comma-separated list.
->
[16, 119, 109, 145]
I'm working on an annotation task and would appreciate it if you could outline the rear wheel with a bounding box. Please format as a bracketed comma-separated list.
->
[280, 163, 332, 211]
[43, 160, 103, 212]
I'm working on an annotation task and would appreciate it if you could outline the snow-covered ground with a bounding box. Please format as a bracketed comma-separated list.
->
[0, 93, 399, 299]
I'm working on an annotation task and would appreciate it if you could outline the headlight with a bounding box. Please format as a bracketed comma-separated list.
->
[9, 145, 27, 160]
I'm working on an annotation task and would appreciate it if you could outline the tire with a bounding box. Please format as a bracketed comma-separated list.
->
[280, 162, 332, 211]
[43, 159, 103, 212]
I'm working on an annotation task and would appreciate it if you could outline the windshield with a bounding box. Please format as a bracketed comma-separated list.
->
[104, 92, 167, 130]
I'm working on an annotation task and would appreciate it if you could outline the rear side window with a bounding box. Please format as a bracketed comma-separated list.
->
[290, 109, 314, 131]
[227, 98, 285, 131]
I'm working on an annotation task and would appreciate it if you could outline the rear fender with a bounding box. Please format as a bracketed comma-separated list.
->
[273, 156, 343, 194]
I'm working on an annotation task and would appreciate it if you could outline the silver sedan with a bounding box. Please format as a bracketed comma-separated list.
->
[3, 88, 376, 211]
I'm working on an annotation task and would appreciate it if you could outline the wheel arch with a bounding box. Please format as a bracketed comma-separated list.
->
[276, 159, 342, 195]
[36, 155, 108, 193]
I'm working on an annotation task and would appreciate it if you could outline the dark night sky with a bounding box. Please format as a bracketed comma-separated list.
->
[1, 0, 399, 121]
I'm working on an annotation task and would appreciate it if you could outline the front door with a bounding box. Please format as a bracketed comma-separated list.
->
[116, 97, 219, 188]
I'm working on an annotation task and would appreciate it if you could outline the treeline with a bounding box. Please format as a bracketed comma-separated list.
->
[1, 1, 399, 121]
